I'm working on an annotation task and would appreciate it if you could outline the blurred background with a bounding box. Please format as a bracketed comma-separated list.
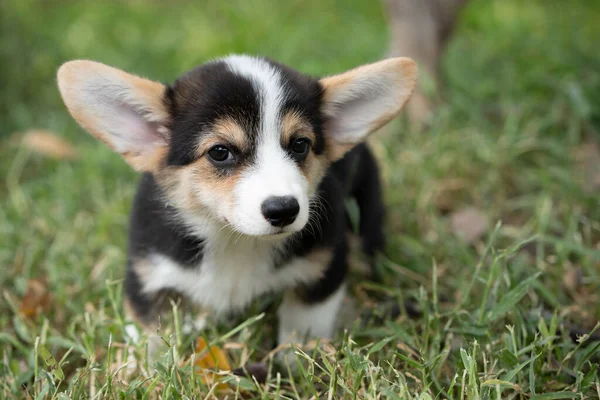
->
[1, 0, 599, 396]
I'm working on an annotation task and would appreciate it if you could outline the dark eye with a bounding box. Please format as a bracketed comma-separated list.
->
[208, 145, 234, 164]
[290, 138, 310, 159]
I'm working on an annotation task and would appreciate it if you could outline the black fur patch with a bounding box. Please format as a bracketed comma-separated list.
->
[165, 61, 262, 166]
[124, 261, 151, 322]
[128, 173, 205, 267]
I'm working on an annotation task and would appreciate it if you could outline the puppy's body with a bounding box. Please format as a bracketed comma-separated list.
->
[57, 54, 416, 348]
[126, 144, 380, 322]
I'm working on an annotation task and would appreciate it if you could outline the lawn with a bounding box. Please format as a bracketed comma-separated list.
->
[1, 0, 599, 398]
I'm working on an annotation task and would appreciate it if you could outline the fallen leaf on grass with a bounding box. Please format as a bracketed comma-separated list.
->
[431, 178, 469, 213]
[450, 207, 489, 243]
[19, 129, 78, 160]
[19, 278, 51, 319]
[562, 266, 583, 291]
[194, 337, 231, 391]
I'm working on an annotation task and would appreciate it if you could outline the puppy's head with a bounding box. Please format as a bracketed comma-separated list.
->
[57, 55, 416, 238]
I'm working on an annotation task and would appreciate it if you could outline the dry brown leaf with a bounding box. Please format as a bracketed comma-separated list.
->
[431, 178, 468, 213]
[19, 129, 78, 160]
[562, 266, 583, 292]
[450, 207, 489, 243]
[194, 337, 231, 392]
[19, 278, 51, 319]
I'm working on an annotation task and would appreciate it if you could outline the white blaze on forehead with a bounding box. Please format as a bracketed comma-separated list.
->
[223, 55, 299, 188]
[223, 55, 311, 236]
[223, 55, 285, 141]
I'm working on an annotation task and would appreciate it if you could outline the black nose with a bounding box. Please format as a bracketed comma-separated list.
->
[261, 196, 300, 228]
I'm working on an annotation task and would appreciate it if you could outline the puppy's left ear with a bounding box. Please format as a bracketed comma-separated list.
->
[319, 58, 417, 160]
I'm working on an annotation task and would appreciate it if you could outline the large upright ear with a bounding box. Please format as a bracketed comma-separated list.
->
[319, 57, 417, 160]
[57, 60, 169, 171]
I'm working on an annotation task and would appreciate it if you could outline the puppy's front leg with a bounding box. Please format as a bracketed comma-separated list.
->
[277, 283, 346, 346]
[277, 246, 348, 365]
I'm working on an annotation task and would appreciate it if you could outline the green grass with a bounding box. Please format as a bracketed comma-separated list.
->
[1, 0, 600, 398]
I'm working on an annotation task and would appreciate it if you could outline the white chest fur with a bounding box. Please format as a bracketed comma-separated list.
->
[139, 236, 326, 314]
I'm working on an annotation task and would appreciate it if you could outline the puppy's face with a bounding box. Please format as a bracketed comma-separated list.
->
[162, 56, 328, 236]
[57, 55, 416, 238]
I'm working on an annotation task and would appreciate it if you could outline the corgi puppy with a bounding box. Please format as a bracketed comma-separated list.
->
[57, 55, 416, 353]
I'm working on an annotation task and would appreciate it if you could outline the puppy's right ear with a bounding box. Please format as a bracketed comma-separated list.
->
[57, 60, 169, 171]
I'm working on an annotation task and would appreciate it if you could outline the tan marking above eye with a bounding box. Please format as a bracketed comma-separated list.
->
[281, 111, 315, 144]
[195, 117, 250, 157]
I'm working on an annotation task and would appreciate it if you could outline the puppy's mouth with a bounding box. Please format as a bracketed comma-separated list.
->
[261, 230, 294, 239]
[222, 218, 298, 239]
[246, 227, 296, 240]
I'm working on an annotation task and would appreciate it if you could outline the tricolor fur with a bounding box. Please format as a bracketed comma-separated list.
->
[57, 55, 417, 352]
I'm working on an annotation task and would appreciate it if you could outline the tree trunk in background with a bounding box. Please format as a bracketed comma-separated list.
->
[384, 0, 468, 125]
